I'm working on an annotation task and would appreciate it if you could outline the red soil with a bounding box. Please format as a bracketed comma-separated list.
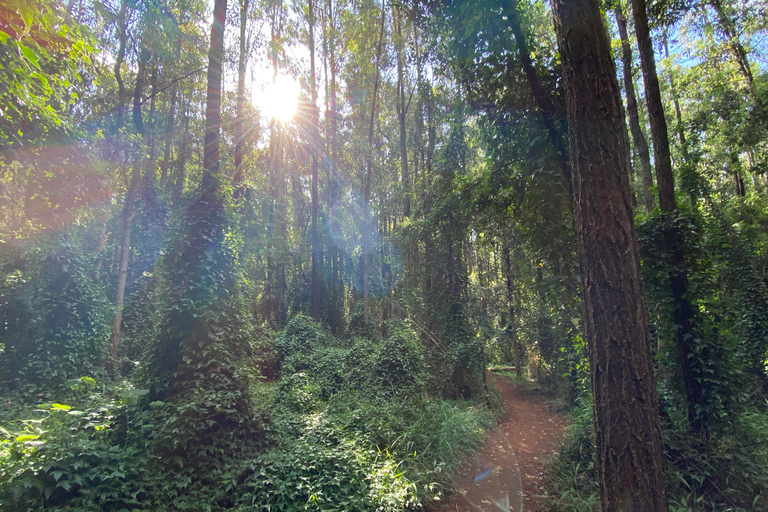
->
[429, 374, 566, 512]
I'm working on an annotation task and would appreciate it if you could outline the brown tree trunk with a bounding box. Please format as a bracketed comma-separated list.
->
[662, 32, 691, 166]
[159, 81, 178, 188]
[615, 2, 654, 213]
[709, 0, 757, 99]
[631, 0, 708, 435]
[202, 0, 227, 189]
[551, 1, 669, 510]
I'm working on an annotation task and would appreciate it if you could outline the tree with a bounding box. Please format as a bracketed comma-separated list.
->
[614, 1, 655, 212]
[631, 0, 708, 434]
[551, 0, 669, 510]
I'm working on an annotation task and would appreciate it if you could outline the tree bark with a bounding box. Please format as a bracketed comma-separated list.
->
[202, 0, 227, 190]
[113, 0, 128, 136]
[662, 32, 691, 167]
[159, 82, 178, 188]
[615, 2, 654, 213]
[551, 1, 669, 510]
[631, 0, 708, 434]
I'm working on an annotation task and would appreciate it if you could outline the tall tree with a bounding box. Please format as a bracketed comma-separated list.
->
[395, 5, 410, 218]
[233, 0, 250, 188]
[551, 0, 669, 510]
[363, 1, 386, 323]
[309, 0, 321, 319]
[109, 45, 150, 369]
[151, 0, 231, 389]
[631, 0, 708, 434]
[615, 1, 654, 212]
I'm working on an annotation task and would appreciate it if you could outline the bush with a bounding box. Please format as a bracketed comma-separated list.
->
[0, 238, 112, 390]
[541, 400, 599, 512]
[235, 418, 417, 512]
[274, 314, 329, 366]
[373, 321, 426, 395]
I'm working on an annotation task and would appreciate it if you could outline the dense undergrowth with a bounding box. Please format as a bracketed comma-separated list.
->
[0, 315, 498, 511]
[543, 198, 768, 512]
[543, 396, 768, 512]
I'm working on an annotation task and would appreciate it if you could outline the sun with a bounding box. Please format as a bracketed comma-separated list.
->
[252, 74, 301, 123]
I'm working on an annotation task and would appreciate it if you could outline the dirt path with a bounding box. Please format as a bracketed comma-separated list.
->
[430, 374, 566, 512]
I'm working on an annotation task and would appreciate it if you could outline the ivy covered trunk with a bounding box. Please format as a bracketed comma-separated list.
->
[631, 0, 708, 435]
[551, 0, 669, 510]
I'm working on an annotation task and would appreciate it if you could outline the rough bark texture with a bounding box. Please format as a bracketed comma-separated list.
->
[630, 0, 673, 213]
[615, 2, 654, 213]
[551, 1, 669, 510]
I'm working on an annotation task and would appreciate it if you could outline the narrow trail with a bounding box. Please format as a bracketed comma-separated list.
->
[430, 374, 566, 512]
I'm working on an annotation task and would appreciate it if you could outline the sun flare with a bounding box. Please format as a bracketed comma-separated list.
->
[252, 74, 301, 123]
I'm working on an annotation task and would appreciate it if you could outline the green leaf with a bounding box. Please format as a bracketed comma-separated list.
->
[15, 434, 40, 442]
[0, 31, 9, 44]
[51, 403, 71, 410]
[80, 376, 97, 389]
[18, 3, 36, 29]
[18, 42, 40, 68]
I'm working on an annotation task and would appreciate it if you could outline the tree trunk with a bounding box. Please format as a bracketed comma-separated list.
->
[631, 0, 708, 435]
[662, 32, 691, 167]
[615, 2, 654, 213]
[503, 244, 521, 377]
[109, 47, 150, 369]
[233, 0, 250, 188]
[501, 0, 571, 193]
[202, 0, 227, 189]
[395, 6, 410, 218]
[709, 0, 757, 99]
[113, 0, 128, 136]
[630, 0, 674, 213]
[309, 0, 321, 319]
[551, 1, 669, 510]
[159, 81, 178, 188]
[364, 3, 386, 323]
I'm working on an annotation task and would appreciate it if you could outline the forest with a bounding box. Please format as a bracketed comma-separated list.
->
[1, 0, 768, 510]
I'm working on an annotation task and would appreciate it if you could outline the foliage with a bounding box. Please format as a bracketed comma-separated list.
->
[0, 0, 94, 149]
[541, 399, 599, 512]
[0, 236, 112, 389]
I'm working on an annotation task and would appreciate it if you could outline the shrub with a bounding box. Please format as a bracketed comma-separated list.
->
[274, 314, 329, 366]
[235, 418, 417, 512]
[373, 321, 426, 395]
